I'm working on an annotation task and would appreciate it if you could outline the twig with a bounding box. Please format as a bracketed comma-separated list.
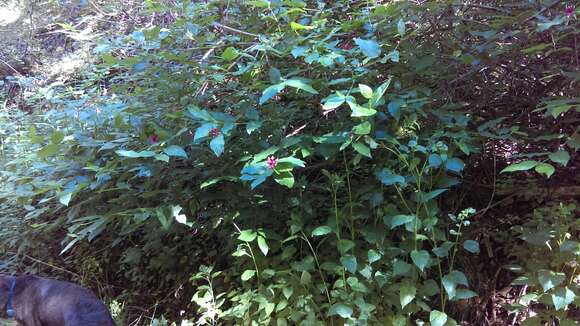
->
[23, 254, 80, 278]
[212, 22, 259, 38]
[0, 58, 23, 76]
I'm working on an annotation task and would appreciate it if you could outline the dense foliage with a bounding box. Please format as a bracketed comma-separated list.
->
[0, 0, 578, 325]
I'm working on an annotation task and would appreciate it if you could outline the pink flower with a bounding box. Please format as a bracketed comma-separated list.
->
[565, 5, 575, 17]
[266, 156, 278, 169]
[209, 128, 221, 138]
[148, 134, 160, 143]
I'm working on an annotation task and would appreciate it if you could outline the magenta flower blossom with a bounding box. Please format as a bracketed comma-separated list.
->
[148, 134, 160, 143]
[266, 156, 278, 169]
[565, 5, 575, 17]
[209, 128, 221, 138]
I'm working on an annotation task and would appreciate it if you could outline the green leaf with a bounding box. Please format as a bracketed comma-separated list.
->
[534, 163, 555, 178]
[340, 255, 357, 273]
[328, 303, 353, 318]
[38, 144, 59, 158]
[241, 270, 256, 281]
[290, 21, 314, 31]
[399, 283, 416, 308]
[410, 250, 430, 272]
[337, 239, 355, 255]
[354, 38, 381, 59]
[368, 249, 381, 264]
[300, 270, 311, 285]
[548, 150, 570, 166]
[59, 192, 72, 206]
[397, 18, 406, 37]
[116, 150, 156, 158]
[284, 79, 318, 94]
[163, 145, 188, 158]
[238, 230, 257, 242]
[359, 84, 373, 99]
[312, 226, 332, 237]
[259, 83, 285, 104]
[371, 77, 392, 107]
[500, 160, 538, 173]
[463, 240, 480, 254]
[51, 130, 65, 144]
[353, 121, 372, 135]
[393, 259, 412, 276]
[209, 134, 225, 156]
[551, 287, 575, 310]
[390, 215, 414, 229]
[353, 142, 371, 158]
[537, 269, 565, 292]
[347, 100, 377, 117]
[445, 158, 465, 173]
[455, 289, 478, 300]
[194, 123, 217, 141]
[154, 154, 170, 162]
[428, 154, 443, 167]
[274, 170, 295, 188]
[257, 235, 269, 256]
[430, 310, 447, 326]
[222, 46, 239, 61]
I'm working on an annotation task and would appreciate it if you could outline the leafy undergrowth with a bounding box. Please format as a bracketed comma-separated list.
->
[0, 1, 578, 325]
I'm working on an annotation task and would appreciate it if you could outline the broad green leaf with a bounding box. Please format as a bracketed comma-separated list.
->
[455, 289, 478, 300]
[537, 269, 565, 292]
[300, 270, 311, 285]
[387, 99, 402, 121]
[163, 145, 188, 158]
[259, 83, 285, 104]
[368, 249, 381, 264]
[116, 150, 156, 158]
[410, 250, 430, 272]
[209, 134, 225, 156]
[290, 22, 314, 31]
[154, 154, 170, 162]
[238, 230, 257, 242]
[419, 189, 447, 203]
[445, 158, 465, 173]
[378, 170, 406, 186]
[291, 46, 308, 58]
[222, 46, 239, 61]
[354, 38, 381, 59]
[353, 142, 371, 158]
[399, 283, 416, 308]
[371, 77, 393, 107]
[312, 226, 332, 237]
[337, 239, 355, 255]
[500, 160, 538, 173]
[59, 192, 72, 206]
[349, 102, 377, 117]
[393, 259, 411, 276]
[397, 18, 406, 37]
[38, 144, 59, 158]
[359, 84, 373, 99]
[428, 154, 443, 167]
[274, 170, 294, 188]
[51, 131, 65, 144]
[430, 310, 447, 326]
[534, 163, 555, 178]
[328, 303, 353, 318]
[463, 240, 480, 254]
[284, 79, 318, 94]
[194, 123, 217, 141]
[390, 214, 414, 229]
[353, 121, 372, 135]
[257, 235, 269, 256]
[340, 255, 357, 273]
[551, 287, 575, 310]
[241, 270, 256, 281]
[548, 150, 570, 166]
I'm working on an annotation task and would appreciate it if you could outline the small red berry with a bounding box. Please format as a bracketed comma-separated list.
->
[209, 128, 221, 138]
[148, 134, 160, 143]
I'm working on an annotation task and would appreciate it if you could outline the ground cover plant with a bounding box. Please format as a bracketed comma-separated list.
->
[0, 0, 578, 325]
